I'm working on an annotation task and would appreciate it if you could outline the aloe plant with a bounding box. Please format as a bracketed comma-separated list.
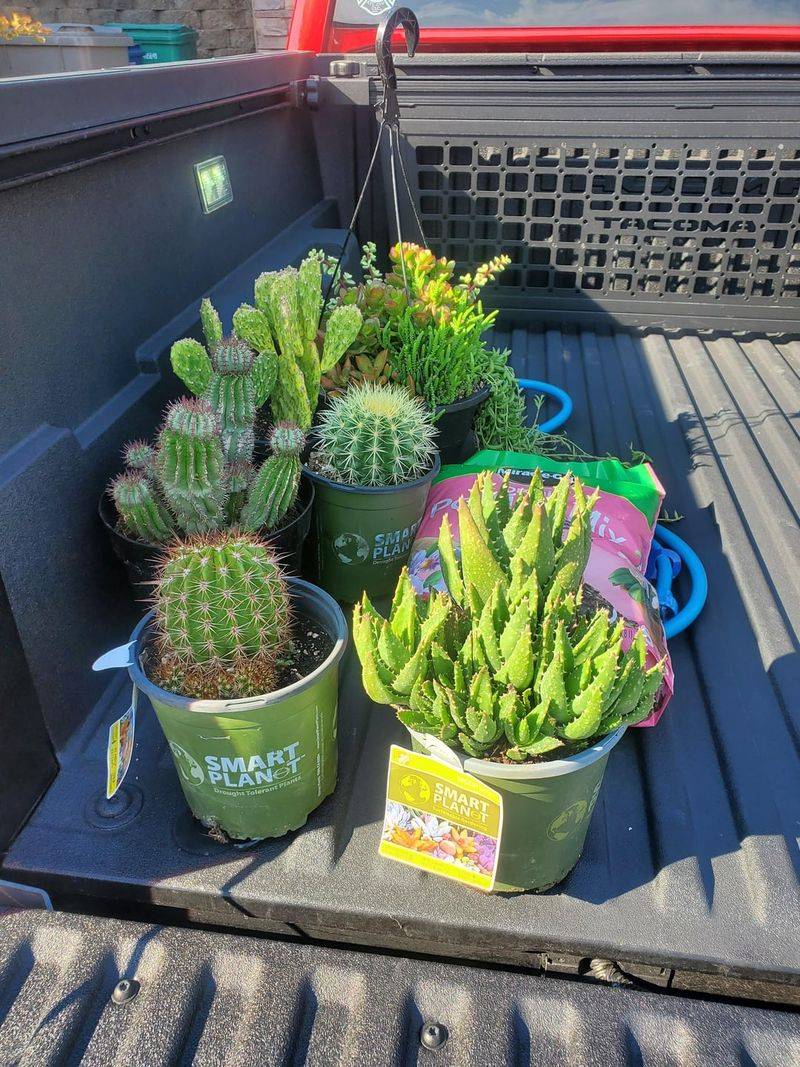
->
[353, 472, 664, 760]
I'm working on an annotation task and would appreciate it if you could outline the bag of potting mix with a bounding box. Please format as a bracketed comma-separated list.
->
[408, 449, 673, 727]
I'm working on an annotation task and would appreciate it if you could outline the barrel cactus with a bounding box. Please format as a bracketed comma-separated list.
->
[353, 472, 665, 760]
[311, 382, 437, 487]
[241, 422, 305, 532]
[157, 398, 227, 535]
[149, 532, 290, 699]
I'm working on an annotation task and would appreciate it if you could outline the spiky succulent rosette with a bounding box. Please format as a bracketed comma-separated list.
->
[353, 472, 665, 761]
[311, 382, 437, 487]
[149, 532, 290, 700]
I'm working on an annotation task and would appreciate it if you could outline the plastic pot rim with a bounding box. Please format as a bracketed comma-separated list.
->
[127, 577, 348, 715]
[408, 725, 627, 780]
[433, 381, 490, 418]
[302, 452, 442, 496]
[98, 472, 315, 554]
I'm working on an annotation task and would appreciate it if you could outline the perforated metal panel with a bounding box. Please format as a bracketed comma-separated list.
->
[409, 138, 800, 323]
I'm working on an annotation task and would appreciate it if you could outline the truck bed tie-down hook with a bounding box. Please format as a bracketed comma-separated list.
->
[322, 6, 425, 311]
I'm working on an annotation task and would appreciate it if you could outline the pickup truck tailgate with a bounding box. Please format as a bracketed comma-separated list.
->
[1, 909, 799, 1065]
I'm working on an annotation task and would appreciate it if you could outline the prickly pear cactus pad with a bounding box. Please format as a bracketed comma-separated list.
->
[353, 472, 667, 762]
[149, 532, 291, 700]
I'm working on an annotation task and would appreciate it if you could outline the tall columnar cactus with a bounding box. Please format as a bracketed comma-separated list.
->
[170, 297, 277, 460]
[240, 257, 362, 430]
[150, 532, 290, 700]
[205, 335, 257, 475]
[157, 398, 227, 535]
[241, 422, 305, 532]
[110, 470, 175, 544]
[311, 382, 437, 487]
[353, 472, 665, 761]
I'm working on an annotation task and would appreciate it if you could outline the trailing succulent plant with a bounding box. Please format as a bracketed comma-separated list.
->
[353, 472, 665, 761]
[170, 298, 277, 470]
[110, 398, 305, 542]
[310, 382, 437, 487]
[240, 422, 305, 532]
[320, 242, 510, 409]
[231, 254, 362, 431]
[149, 532, 290, 699]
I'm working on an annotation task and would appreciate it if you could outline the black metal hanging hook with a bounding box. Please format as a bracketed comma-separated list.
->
[375, 7, 419, 128]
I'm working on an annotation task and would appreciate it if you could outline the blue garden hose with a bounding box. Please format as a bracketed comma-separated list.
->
[652, 524, 708, 639]
[517, 378, 573, 434]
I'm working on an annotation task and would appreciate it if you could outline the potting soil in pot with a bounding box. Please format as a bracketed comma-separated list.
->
[407, 449, 673, 725]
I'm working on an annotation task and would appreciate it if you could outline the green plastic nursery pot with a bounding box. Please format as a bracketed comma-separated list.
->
[128, 578, 347, 841]
[303, 454, 441, 604]
[409, 727, 626, 892]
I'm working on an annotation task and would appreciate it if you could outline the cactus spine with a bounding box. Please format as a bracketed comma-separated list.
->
[110, 471, 175, 544]
[312, 382, 437, 487]
[353, 472, 665, 760]
[150, 532, 290, 699]
[157, 399, 227, 535]
[241, 422, 305, 532]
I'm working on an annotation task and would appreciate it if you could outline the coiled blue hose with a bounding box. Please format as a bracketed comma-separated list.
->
[517, 378, 573, 434]
[653, 524, 708, 639]
[513, 378, 706, 639]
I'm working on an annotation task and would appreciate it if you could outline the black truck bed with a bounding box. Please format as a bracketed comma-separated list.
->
[2, 909, 799, 1066]
[5, 324, 799, 997]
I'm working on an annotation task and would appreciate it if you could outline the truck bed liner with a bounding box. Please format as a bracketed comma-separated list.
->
[2, 910, 799, 1066]
[4, 325, 799, 992]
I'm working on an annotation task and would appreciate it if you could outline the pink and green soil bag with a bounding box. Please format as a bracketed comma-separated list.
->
[407, 449, 673, 727]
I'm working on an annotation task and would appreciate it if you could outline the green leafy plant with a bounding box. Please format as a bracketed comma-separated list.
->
[353, 472, 664, 761]
[320, 243, 509, 407]
[310, 382, 437, 487]
[149, 531, 290, 699]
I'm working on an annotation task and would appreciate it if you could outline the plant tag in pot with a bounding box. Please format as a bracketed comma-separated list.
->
[380, 746, 502, 893]
[106, 686, 137, 800]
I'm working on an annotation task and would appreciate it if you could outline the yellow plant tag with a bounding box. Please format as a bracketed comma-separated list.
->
[106, 687, 137, 800]
[379, 745, 502, 892]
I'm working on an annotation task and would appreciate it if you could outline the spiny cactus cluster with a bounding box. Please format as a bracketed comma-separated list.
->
[311, 383, 437, 487]
[150, 532, 290, 699]
[170, 298, 276, 469]
[240, 422, 305, 532]
[232, 254, 362, 431]
[353, 472, 665, 761]
[110, 399, 304, 543]
[157, 398, 228, 535]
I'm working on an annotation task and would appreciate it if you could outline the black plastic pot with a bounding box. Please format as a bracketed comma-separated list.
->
[433, 382, 490, 465]
[99, 473, 315, 595]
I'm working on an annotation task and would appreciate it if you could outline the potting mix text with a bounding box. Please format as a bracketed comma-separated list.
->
[205, 743, 302, 788]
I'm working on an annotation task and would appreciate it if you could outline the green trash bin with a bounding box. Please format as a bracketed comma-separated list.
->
[105, 23, 197, 64]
